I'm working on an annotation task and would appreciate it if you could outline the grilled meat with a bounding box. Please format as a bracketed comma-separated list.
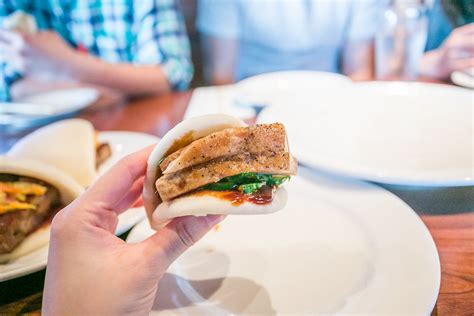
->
[96, 143, 112, 169]
[160, 123, 287, 174]
[0, 175, 60, 254]
[156, 151, 296, 202]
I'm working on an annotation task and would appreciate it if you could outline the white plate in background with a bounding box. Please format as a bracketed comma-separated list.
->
[1, 88, 99, 132]
[235, 70, 352, 105]
[259, 81, 474, 186]
[184, 71, 351, 121]
[98, 131, 160, 235]
[127, 169, 440, 315]
[184, 86, 255, 121]
[0, 244, 48, 282]
[233, 70, 352, 114]
[17, 88, 99, 112]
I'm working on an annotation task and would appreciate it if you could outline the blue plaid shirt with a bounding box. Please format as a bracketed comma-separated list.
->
[0, 0, 193, 101]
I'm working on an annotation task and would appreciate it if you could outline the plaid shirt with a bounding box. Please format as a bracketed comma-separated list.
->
[0, 0, 193, 101]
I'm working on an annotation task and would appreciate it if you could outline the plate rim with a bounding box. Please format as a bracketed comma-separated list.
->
[258, 81, 473, 187]
[1, 88, 99, 132]
[298, 159, 474, 187]
[236, 70, 353, 85]
[98, 130, 161, 142]
[17, 87, 99, 108]
[0, 247, 48, 282]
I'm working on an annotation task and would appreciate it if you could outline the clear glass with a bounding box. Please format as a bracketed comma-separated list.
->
[375, 0, 428, 80]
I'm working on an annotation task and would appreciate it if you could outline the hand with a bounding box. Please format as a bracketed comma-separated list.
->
[42, 147, 224, 315]
[0, 30, 80, 81]
[420, 23, 474, 80]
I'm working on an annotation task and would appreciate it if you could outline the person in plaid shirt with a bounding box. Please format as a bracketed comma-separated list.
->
[0, 0, 193, 101]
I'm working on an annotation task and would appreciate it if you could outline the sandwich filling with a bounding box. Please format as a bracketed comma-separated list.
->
[196, 172, 289, 206]
[154, 123, 296, 206]
[0, 174, 61, 254]
[95, 133, 112, 169]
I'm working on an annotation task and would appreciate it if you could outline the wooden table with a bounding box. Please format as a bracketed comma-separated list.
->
[1, 91, 473, 315]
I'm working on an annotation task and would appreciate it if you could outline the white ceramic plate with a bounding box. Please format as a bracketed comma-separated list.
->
[184, 71, 351, 122]
[1, 88, 99, 132]
[0, 243, 49, 282]
[17, 88, 99, 111]
[184, 86, 255, 121]
[234, 70, 352, 108]
[127, 169, 440, 315]
[258, 81, 474, 186]
[98, 131, 160, 235]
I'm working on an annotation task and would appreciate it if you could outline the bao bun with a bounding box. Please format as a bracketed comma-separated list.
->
[143, 114, 290, 229]
[8, 119, 98, 187]
[154, 187, 287, 223]
[0, 156, 83, 262]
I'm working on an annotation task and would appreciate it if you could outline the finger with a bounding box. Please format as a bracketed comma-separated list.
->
[143, 215, 225, 266]
[447, 47, 474, 60]
[83, 145, 154, 212]
[446, 40, 474, 53]
[131, 196, 144, 208]
[451, 58, 474, 72]
[113, 176, 145, 214]
[446, 35, 474, 53]
[452, 22, 474, 35]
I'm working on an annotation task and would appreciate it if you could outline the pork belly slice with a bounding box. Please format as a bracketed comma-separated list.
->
[156, 151, 296, 202]
[160, 123, 288, 174]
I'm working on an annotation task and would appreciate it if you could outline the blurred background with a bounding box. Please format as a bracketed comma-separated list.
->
[0, 1, 473, 315]
[0, 0, 473, 101]
[186, 0, 474, 87]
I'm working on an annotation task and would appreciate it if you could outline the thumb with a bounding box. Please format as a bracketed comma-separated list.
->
[143, 215, 225, 266]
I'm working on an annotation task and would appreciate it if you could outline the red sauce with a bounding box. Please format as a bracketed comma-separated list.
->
[247, 192, 273, 205]
[194, 186, 273, 206]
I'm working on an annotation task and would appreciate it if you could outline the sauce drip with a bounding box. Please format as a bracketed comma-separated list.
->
[194, 186, 273, 206]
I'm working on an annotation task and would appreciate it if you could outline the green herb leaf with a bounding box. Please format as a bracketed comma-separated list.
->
[201, 173, 290, 194]
[238, 183, 265, 194]
[267, 175, 290, 186]
[200, 182, 238, 191]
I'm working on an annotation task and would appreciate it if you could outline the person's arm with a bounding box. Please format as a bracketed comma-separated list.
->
[0, 2, 193, 97]
[342, 40, 374, 81]
[70, 52, 172, 95]
[420, 23, 474, 80]
[78, 0, 192, 94]
[71, 0, 192, 94]
[1, 31, 172, 96]
[201, 34, 238, 85]
[197, 0, 240, 85]
[341, 0, 379, 81]
[131, 0, 193, 92]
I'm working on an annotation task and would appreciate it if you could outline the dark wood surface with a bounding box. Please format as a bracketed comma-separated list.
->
[1, 90, 473, 315]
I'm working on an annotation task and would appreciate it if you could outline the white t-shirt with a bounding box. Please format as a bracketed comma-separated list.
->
[197, 0, 380, 81]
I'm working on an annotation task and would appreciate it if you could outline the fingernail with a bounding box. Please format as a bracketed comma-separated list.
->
[205, 214, 226, 227]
